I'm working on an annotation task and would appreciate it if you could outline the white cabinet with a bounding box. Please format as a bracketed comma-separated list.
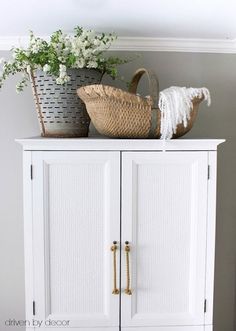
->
[17, 139, 224, 331]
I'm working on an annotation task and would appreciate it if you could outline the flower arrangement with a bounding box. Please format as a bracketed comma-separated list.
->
[0, 26, 125, 92]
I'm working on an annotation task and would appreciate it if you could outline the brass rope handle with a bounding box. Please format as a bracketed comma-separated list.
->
[111, 241, 119, 295]
[125, 241, 132, 295]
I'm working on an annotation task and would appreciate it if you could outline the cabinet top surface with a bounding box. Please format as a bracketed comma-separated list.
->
[16, 137, 225, 151]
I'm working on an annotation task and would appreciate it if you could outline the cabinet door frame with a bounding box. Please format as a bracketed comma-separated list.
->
[121, 151, 209, 328]
[30, 151, 120, 328]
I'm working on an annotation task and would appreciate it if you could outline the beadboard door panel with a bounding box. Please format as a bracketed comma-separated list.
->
[121, 152, 208, 328]
[31, 151, 120, 328]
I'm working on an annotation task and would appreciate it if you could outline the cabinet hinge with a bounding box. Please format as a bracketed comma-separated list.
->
[30, 164, 33, 180]
[204, 299, 207, 313]
[207, 165, 210, 180]
[33, 301, 36, 316]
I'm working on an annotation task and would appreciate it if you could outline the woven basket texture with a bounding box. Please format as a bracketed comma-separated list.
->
[30, 68, 102, 137]
[78, 68, 203, 139]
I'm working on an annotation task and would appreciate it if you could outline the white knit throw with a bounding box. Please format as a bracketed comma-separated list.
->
[158, 87, 211, 140]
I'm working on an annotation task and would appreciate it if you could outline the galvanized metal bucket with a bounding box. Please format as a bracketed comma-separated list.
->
[30, 68, 103, 137]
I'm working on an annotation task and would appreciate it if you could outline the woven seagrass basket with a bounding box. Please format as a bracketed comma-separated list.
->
[30, 68, 103, 137]
[77, 68, 203, 139]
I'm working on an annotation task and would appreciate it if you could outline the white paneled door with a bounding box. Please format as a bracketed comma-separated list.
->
[32, 151, 120, 329]
[121, 152, 208, 328]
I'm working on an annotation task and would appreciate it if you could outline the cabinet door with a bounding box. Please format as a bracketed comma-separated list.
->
[32, 151, 120, 330]
[121, 152, 208, 328]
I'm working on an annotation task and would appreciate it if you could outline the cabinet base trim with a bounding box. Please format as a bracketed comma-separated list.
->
[26, 328, 118, 331]
[121, 327, 205, 331]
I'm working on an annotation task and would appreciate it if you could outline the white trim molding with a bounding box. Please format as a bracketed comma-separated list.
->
[0, 36, 236, 53]
[16, 138, 225, 152]
[112, 37, 236, 53]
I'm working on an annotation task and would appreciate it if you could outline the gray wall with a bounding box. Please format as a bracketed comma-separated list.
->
[0, 51, 235, 331]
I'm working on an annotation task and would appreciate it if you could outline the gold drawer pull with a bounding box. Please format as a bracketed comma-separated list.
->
[125, 241, 132, 295]
[111, 241, 119, 295]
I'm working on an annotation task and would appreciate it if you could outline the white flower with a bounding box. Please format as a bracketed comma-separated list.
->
[86, 30, 95, 38]
[93, 39, 101, 46]
[71, 38, 84, 56]
[64, 39, 71, 48]
[83, 40, 89, 47]
[75, 59, 85, 68]
[43, 64, 51, 73]
[82, 48, 92, 57]
[26, 65, 31, 74]
[30, 38, 44, 54]
[56, 64, 71, 84]
[56, 77, 63, 84]
[87, 61, 98, 68]
[62, 48, 70, 56]
[58, 56, 66, 63]
[0, 57, 5, 64]
[56, 73, 70, 85]
[58, 33, 66, 43]
[56, 44, 63, 52]
[59, 64, 67, 72]
[63, 75, 70, 83]
[31, 44, 40, 53]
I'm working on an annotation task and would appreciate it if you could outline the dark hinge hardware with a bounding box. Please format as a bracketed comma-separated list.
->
[208, 165, 210, 180]
[33, 301, 36, 316]
[30, 165, 33, 180]
[204, 299, 207, 313]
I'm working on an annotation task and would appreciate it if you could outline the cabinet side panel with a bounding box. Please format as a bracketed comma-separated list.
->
[204, 152, 217, 325]
[23, 151, 34, 320]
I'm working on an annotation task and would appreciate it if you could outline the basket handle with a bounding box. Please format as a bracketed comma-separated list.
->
[128, 68, 159, 109]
